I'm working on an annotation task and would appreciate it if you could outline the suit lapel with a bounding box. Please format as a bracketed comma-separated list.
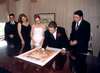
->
[56, 28, 61, 40]
[48, 28, 61, 40]
[49, 32, 55, 40]
[50, 31, 58, 40]
[74, 20, 83, 31]
[77, 20, 83, 30]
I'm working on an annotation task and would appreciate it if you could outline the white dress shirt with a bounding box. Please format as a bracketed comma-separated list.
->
[75, 19, 82, 30]
[53, 31, 57, 40]
[10, 21, 15, 25]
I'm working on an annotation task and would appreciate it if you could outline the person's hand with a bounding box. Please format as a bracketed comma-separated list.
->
[19, 40, 25, 54]
[21, 39, 25, 49]
[61, 48, 66, 55]
[9, 34, 14, 38]
[31, 40, 35, 49]
[70, 40, 78, 46]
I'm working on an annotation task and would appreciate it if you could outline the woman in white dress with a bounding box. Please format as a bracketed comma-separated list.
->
[31, 14, 46, 48]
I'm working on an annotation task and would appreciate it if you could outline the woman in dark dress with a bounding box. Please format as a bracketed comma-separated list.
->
[17, 14, 31, 53]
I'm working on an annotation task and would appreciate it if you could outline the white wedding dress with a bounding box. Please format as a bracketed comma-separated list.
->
[32, 27, 44, 48]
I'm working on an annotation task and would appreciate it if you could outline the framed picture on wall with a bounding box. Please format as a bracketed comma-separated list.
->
[34, 13, 56, 25]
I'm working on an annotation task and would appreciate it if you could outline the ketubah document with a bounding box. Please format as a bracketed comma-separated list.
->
[15, 47, 61, 67]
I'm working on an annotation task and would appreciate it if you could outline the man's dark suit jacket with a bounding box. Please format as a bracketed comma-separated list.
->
[5, 21, 20, 56]
[5, 21, 18, 43]
[42, 26, 69, 50]
[42, 26, 69, 70]
[70, 20, 90, 54]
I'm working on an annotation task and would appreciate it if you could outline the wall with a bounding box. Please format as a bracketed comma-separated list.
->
[15, 0, 31, 20]
[0, 0, 8, 22]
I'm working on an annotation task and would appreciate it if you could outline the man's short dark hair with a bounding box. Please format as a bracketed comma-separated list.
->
[48, 21, 57, 28]
[9, 13, 15, 17]
[74, 10, 83, 17]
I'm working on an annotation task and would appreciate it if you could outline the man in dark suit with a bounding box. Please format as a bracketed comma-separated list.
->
[42, 21, 69, 70]
[70, 10, 90, 73]
[5, 13, 19, 57]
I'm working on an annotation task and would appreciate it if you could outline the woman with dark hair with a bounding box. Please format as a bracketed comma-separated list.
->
[17, 13, 31, 53]
[31, 14, 46, 48]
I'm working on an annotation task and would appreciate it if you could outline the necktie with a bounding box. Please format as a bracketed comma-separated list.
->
[75, 22, 79, 30]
